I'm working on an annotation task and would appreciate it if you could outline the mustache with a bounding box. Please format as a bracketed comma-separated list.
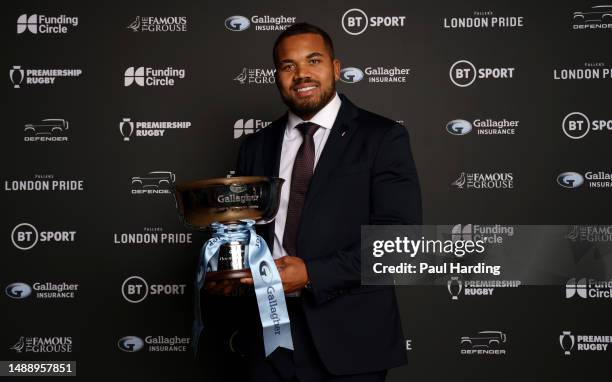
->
[292, 78, 320, 87]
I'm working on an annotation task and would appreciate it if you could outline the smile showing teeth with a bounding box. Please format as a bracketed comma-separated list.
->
[296, 86, 317, 92]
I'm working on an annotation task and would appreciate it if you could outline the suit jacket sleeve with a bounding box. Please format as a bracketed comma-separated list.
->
[304, 124, 422, 305]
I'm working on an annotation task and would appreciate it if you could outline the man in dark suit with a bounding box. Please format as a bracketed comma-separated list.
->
[215, 23, 421, 382]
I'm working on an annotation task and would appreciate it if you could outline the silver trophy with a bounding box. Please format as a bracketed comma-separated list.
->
[173, 176, 284, 281]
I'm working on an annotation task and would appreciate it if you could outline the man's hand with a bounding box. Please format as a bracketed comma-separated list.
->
[240, 256, 309, 294]
[205, 279, 242, 296]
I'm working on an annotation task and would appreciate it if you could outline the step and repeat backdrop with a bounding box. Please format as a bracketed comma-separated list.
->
[2, 0, 611, 381]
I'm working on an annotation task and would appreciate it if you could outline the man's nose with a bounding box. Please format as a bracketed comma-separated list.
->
[294, 63, 311, 79]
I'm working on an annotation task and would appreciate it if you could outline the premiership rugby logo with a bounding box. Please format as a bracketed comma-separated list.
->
[10, 65, 82, 88]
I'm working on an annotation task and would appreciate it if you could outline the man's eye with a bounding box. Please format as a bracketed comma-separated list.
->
[309, 59, 320, 64]
[282, 65, 294, 71]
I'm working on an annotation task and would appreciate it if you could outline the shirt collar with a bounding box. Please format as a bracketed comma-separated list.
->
[286, 92, 341, 138]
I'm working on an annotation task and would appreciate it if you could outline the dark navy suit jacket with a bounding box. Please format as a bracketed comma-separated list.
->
[236, 94, 422, 375]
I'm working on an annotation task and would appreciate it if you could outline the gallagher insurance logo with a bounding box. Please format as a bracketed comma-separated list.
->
[5, 283, 32, 299]
[10, 66, 82, 88]
[118, 335, 190, 352]
[562, 112, 612, 139]
[340, 66, 410, 84]
[341, 8, 406, 35]
[557, 171, 612, 189]
[224, 15, 296, 32]
[556, 172, 584, 188]
[449, 60, 515, 87]
[17, 14, 78, 34]
[6, 282, 78, 300]
[126, 16, 187, 32]
[446, 118, 518, 136]
[124, 67, 186, 87]
[572, 5, 612, 30]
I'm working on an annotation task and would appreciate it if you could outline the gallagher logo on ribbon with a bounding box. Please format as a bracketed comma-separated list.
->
[259, 261, 273, 284]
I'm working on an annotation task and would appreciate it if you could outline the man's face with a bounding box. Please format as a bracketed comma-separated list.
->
[274, 33, 340, 120]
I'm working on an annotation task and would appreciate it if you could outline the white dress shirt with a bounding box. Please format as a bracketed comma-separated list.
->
[273, 92, 342, 261]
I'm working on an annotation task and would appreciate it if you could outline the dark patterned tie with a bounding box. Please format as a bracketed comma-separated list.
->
[282, 122, 320, 257]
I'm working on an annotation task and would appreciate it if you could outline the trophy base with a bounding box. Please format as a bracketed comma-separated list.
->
[207, 269, 252, 281]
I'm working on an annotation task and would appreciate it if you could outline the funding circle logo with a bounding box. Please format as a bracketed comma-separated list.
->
[5, 283, 32, 299]
[449, 60, 477, 87]
[340, 67, 364, 83]
[121, 276, 149, 303]
[562, 112, 590, 139]
[17, 14, 38, 34]
[124, 67, 145, 87]
[446, 119, 473, 135]
[118, 336, 144, 352]
[259, 261, 273, 284]
[11, 223, 39, 251]
[225, 16, 250, 31]
[342, 8, 368, 35]
[557, 172, 584, 189]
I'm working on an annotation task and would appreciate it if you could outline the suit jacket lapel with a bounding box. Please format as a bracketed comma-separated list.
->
[302, 95, 360, 213]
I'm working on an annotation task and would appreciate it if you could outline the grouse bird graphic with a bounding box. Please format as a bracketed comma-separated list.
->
[234, 68, 247, 84]
[11, 337, 25, 353]
[127, 16, 141, 32]
[452, 172, 466, 188]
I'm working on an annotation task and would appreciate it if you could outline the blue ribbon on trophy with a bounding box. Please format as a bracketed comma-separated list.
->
[173, 176, 292, 357]
[192, 220, 293, 356]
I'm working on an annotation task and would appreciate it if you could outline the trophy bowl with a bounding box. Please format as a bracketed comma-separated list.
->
[173, 176, 284, 280]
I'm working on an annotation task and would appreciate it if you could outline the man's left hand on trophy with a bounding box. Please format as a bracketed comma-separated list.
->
[238, 255, 310, 294]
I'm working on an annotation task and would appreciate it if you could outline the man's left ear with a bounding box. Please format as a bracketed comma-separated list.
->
[333, 58, 341, 81]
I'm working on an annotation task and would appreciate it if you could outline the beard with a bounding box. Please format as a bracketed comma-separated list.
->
[280, 78, 335, 119]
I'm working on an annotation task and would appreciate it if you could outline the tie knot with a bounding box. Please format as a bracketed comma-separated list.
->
[296, 122, 320, 137]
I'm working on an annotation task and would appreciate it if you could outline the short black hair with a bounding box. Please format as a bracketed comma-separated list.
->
[272, 22, 335, 65]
